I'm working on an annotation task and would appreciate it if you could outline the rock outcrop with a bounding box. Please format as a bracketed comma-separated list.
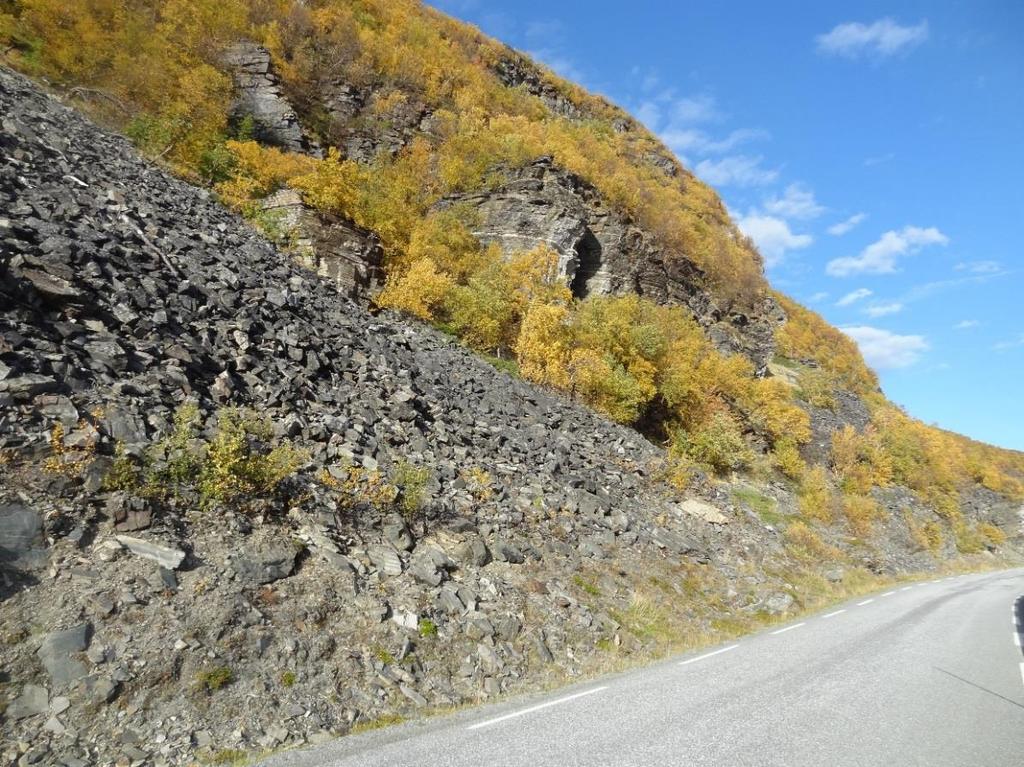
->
[491, 53, 585, 120]
[260, 188, 385, 297]
[439, 158, 783, 370]
[223, 41, 321, 156]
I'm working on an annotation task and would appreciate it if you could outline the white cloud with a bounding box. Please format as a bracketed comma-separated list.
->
[954, 320, 979, 330]
[696, 155, 779, 187]
[763, 183, 824, 220]
[842, 326, 929, 369]
[660, 127, 767, 157]
[836, 288, 873, 307]
[826, 225, 948, 276]
[736, 213, 813, 266]
[827, 213, 867, 236]
[865, 302, 904, 317]
[670, 94, 720, 124]
[955, 260, 1002, 274]
[816, 18, 929, 59]
[809, 292, 829, 303]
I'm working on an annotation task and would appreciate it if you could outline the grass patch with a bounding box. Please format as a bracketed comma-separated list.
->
[732, 487, 784, 527]
[206, 750, 247, 766]
[280, 671, 296, 687]
[572, 574, 601, 598]
[351, 713, 405, 735]
[418, 619, 438, 638]
[195, 666, 233, 693]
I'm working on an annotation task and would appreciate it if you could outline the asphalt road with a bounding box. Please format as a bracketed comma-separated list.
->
[262, 568, 1024, 767]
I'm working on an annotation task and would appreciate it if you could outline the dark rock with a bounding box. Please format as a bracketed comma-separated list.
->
[229, 543, 299, 586]
[491, 539, 524, 565]
[37, 623, 91, 686]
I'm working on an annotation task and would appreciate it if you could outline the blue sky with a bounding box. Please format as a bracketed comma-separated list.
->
[430, 0, 1024, 451]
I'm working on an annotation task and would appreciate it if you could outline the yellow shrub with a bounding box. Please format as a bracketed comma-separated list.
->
[798, 466, 834, 522]
[831, 425, 891, 494]
[376, 258, 454, 321]
[515, 303, 572, 389]
[977, 522, 1006, 547]
[785, 520, 839, 561]
[842, 494, 881, 537]
[773, 437, 806, 480]
[216, 140, 317, 210]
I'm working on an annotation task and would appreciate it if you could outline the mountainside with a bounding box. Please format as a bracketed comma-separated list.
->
[1, 2, 1023, 765]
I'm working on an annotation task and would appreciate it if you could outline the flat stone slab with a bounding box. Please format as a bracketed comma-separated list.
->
[115, 535, 186, 569]
[680, 498, 729, 525]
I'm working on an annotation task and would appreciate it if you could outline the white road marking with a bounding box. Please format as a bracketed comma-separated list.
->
[1019, 663, 1024, 689]
[900, 586, 912, 591]
[1013, 632, 1021, 648]
[678, 645, 739, 666]
[822, 609, 846, 619]
[881, 591, 896, 597]
[467, 686, 608, 730]
[857, 599, 874, 606]
[771, 622, 806, 635]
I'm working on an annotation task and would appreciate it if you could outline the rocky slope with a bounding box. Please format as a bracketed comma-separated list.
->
[0, 65, 1020, 767]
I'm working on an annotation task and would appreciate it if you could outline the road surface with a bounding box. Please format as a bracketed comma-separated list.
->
[262, 568, 1024, 767]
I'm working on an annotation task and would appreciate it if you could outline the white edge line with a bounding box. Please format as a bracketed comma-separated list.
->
[770, 622, 806, 635]
[1014, 632, 1021, 648]
[467, 686, 608, 730]
[1019, 663, 1024, 689]
[857, 599, 874, 606]
[678, 644, 739, 666]
[822, 609, 846, 619]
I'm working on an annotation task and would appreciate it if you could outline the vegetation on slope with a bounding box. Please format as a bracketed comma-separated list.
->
[4, 0, 1023, 537]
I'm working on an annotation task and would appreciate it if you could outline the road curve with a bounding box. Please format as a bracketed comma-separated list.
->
[262, 568, 1024, 767]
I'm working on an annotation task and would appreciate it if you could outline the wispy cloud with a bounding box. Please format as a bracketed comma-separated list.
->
[736, 212, 812, 266]
[763, 183, 824, 220]
[954, 320, 979, 330]
[842, 326, 929, 369]
[827, 213, 867, 236]
[837, 288, 873, 307]
[816, 18, 929, 59]
[865, 302, 904, 317]
[826, 225, 948, 277]
[864, 153, 896, 166]
[660, 127, 767, 157]
[630, 85, 774, 184]
[994, 334, 1024, 351]
[955, 260, 1002, 274]
[696, 155, 779, 187]
[809, 291, 829, 303]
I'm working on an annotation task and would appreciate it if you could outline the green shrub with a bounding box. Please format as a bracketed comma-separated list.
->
[418, 619, 438, 638]
[196, 666, 232, 692]
[197, 409, 307, 510]
[392, 460, 430, 519]
[280, 671, 296, 687]
[675, 413, 754, 475]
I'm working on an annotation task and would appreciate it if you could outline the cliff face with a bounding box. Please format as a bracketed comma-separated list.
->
[1, 66, 1017, 766]
[438, 158, 782, 371]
